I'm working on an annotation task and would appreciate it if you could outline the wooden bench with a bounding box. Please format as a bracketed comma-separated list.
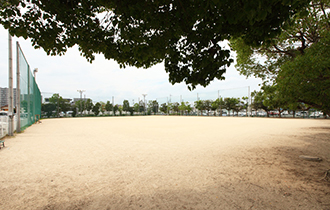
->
[0, 140, 4, 149]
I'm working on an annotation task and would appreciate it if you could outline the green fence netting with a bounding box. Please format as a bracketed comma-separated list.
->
[18, 43, 41, 130]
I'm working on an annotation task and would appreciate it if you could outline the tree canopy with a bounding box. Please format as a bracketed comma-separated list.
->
[277, 31, 330, 116]
[0, 0, 310, 89]
[230, 0, 330, 83]
[230, 0, 330, 115]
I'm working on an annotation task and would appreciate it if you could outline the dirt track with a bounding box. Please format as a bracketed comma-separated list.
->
[0, 116, 329, 209]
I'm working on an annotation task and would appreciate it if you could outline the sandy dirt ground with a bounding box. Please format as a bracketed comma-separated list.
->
[0, 116, 329, 210]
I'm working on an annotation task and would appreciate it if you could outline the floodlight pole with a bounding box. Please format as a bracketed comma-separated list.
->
[77, 90, 85, 116]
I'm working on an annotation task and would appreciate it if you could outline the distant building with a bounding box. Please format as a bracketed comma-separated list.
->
[0, 87, 17, 108]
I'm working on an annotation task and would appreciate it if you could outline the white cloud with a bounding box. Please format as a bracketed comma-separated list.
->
[0, 25, 262, 105]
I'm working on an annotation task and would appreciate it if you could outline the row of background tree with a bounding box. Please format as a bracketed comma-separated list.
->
[41, 93, 327, 118]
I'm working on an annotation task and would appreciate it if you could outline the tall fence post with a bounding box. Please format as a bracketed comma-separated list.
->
[16, 42, 21, 133]
[8, 32, 14, 136]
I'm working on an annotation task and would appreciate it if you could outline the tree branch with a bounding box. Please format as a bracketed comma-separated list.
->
[272, 45, 296, 58]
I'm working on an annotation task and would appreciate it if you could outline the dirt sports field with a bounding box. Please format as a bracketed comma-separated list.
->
[0, 116, 329, 210]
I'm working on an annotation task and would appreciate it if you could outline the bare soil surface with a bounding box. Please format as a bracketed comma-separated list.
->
[0, 116, 329, 210]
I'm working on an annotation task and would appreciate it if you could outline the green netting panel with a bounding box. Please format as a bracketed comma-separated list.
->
[18, 44, 41, 130]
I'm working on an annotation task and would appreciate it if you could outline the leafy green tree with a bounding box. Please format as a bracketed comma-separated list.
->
[167, 102, 173, 114]
[92, 102, 101, 116]
[178, 102, 186, 115]
[251, 90, 272, 117]
[60, 99, 71, 116]
[139, 100, 145, 114]
[133, 103, 140, 114]
[230, 1, 329, 84]
[172, 102, 180, 115]
[230, 1, 330, 117]
[179, 101, 192, 115]
[71, 104, 77, 117]
[127, 106, 134, 116]
[147, 100, 159, 115]
[75, 100, 85, 116]
[85, 99, 93, 114]
[232, 98, 243, 116]
[100, 101, 106, 114]
[211, 98, 225, 116]
[118, 106, 123, 116]
[194, 100, 205, 116]
[277, 31, 330, 117]
[49, 93, 71, 117]
[48, 93, 59, 104]
[159, 103, 168, 114]
[211, 100, 218, 116]
[113, 105, 119, 116]
[224, 98, 240, 116]
[204, 100, 212, 116]
[105, 101, 113, 115]
[241, 96, 249, 116]
[41, 103, 56, 118]
[1, 0, 309, 89]
[261, 85, 287, 117]
[185, 102, 192, 115]
[123, 100, 130, 113]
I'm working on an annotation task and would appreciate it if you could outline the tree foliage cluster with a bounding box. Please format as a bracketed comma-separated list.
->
[194, 97, 248, 116]
[0, 0, 310, 89]
[230, 0, 330, 116]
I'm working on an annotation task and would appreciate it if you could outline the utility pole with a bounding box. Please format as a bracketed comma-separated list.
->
[8, 32, 14, 136]
[142, 94, 147, 115]
[77, 90, 85, 116]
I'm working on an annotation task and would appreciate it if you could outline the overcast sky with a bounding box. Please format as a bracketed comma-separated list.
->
[0, 25, 262, 105]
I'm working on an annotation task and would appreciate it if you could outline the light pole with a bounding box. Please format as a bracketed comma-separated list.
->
[77, 90, 85, 116]
[142, 94, 147, 115]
